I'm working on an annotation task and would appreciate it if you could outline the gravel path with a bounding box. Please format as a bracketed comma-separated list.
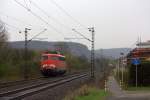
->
[106, 76, 150, 100]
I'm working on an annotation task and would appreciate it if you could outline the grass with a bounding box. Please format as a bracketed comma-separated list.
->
[75, 89, 108, 100]
[64, 85, 109, 100]
[127, 86, 150, 91]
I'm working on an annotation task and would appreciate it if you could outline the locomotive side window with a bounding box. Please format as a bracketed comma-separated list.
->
[42, 56, 48, 60]
[59, 57, 65, 61]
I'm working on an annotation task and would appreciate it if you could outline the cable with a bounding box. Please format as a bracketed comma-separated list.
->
[28, 28, 47, 42]
[24, 0, 28, 8]
[72, 29, 92, 42]
[0, 22, 5, 33]
[4, 22, 21, 30]
[14, 0, 64, 37]
[14, 0, 89, 43]
[27, 0, 31, 9]
[0, 11, 45, 29]
[24, 0, 31, 9]
[48, 0, 90, 41]
[0, 11, 32, 26]
[30, 0, 72, 31]
[49, 0, 87, 29]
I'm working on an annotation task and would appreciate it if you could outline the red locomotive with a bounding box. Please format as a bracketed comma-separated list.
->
[40, 51, 67, 76]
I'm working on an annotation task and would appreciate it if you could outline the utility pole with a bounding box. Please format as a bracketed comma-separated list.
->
[88, 27, 95, 78]
[24, 28, 31, 80]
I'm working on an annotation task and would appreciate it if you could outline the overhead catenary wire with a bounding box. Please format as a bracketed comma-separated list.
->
[14, 0, 89, 43]
[24, 0, 28, 8]
[64, 38, 85, 40]
[0, 11, 46, 30]
[48, 0, 87, 29]
[13, 0, 65, 37]
[28, 28, 47, 42]
[29, 0, 82, 40]
[0, 11, 32, 26]
[2, 21, 22, 33]
[30, 0, 72, 31]
[72, 29, 92, 42]
[27, 0, 32, 9]
[24, 0, 32, 10]
[4, 21, 21, 31]
[48, 0, 92, 42]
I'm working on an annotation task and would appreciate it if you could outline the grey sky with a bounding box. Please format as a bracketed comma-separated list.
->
[0, 0, 150, 49]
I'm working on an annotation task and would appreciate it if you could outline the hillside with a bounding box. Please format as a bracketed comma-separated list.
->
[95, 48, 132, 59]
[8, 41, 91, 59]
[8, 41, 132, 59]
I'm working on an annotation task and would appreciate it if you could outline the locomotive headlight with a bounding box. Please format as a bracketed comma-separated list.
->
[42, 64, 56, 69]
[49, 64, 56, 68]
[42, 64, 48, 68]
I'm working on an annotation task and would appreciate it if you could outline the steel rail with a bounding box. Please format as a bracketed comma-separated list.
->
[0, 71, 89, 89]
[0, 77, 45, 88]
[0, 73, 89, 100]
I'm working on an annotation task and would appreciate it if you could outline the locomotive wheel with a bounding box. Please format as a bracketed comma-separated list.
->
[59, 70, 66, 75]
[41, 71, 48, 76]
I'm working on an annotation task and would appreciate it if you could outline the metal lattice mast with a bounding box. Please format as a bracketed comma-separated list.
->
[24, 28, 31, 79]
[88, 27, 95, 78]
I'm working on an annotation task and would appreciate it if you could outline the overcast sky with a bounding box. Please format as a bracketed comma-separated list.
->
[0, 0, 150, 49]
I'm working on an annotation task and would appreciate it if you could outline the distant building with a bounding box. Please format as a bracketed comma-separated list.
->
[126, 40, 150, 86]
[136, 40, 150, 48]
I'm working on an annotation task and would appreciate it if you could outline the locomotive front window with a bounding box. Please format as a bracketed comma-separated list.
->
[42, 56, 48, 60]
[50, 56, 59, 60]
[59, 57, 65, 61]
[50, 56, 65, 61]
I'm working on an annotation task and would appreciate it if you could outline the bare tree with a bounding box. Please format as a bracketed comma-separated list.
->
[0, 20, 7, 47]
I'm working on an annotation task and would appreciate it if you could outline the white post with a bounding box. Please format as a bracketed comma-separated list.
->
[117, 60, 120, 80]
[121, 57, 124, 87]
[105, 80, 107, 92]
[122, 63, 123, 86]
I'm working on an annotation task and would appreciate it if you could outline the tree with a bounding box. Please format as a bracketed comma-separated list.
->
[0, 20, 8, 63]
[0, 20, 7, 47]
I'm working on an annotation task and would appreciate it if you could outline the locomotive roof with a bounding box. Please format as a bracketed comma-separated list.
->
[42, 53, 65, 57]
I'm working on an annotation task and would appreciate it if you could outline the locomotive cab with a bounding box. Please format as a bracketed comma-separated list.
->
[40, 52, 67, 76]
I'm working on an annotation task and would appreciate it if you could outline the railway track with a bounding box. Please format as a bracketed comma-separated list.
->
[0, 72, 89, 100]
[0, 71, 88, 89]
[0, 77, 45, 89]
